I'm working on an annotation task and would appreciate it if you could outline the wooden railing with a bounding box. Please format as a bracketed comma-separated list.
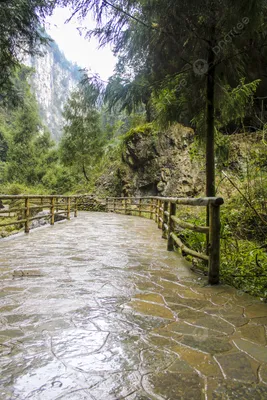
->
[0, 194, 223, 284]
[106, 196, 224, 285]
[0, 195, 78, 234]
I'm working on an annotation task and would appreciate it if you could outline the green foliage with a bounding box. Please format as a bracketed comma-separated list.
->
[60, 83, 103, 182]
[191, 79, 260, 138]
[175, 165, 267, 298]
[4, 69, 46, 185]
[0, 0, 57, 91]
[151, 73, 190, 127]
[218, 79, 261, 129]
[105, 74, 150, 118]
[71, 0, 267, 130]
[122, 123, 157, 143]
[215, 133, 231, 170]
[220, 239, 267, 298]
[219, 195, 267, 297]
[41, 165, 75, 194]
[0, 63, 76, 194]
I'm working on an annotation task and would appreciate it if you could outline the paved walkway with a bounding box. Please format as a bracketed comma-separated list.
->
[1, 212, 267, 399]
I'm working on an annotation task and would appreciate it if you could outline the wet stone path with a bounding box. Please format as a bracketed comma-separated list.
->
[1, 213, 267, 399]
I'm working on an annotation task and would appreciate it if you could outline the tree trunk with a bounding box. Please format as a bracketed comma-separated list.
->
[206, 47, 216, 198]
[82, 163, 90, 182]
[206, 39, 216, 258]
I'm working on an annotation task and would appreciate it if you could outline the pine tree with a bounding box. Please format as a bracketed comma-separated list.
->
[60, 84, 103, 182]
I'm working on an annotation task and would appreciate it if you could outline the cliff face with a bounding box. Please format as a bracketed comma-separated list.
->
[97, 124, 206, 197]
[23, 41, 81, 141]
[96, 124, 263, 199]
[122, 124, 205, 197]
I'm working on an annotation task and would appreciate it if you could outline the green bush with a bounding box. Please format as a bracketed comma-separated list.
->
[174, 197, 267, 298]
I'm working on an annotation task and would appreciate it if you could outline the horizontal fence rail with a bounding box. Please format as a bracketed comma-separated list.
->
[106, 196, 224, 285]
[0, 195, 78, 234]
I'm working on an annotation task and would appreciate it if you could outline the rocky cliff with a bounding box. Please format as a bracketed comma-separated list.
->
[97, 124, 206, 197]
[96, 124, 262, 198]
[23, 41, 81, 141]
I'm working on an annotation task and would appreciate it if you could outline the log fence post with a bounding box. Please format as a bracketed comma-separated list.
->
[208, 203, 221, 284]
[50, 197, 55, 225]
[158, 200, 162, 229]
[67, 197, 71, 220]
[155, 199, 159, 224]
[74, 197, 78, 217]
[24, 197, 30, 233]
[162, 201, 169, 239]
[167, 202, 177, 251]
[139, 198, 142, 217]
[149, 198, 154, 220]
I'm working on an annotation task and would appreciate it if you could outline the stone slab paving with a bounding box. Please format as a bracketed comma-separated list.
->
[0, 212, 267, 399]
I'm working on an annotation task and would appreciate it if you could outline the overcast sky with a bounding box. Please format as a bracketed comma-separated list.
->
[45, 7, 117, 81]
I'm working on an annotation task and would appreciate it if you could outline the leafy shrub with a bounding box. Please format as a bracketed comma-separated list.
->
[174, 198, 267, 298]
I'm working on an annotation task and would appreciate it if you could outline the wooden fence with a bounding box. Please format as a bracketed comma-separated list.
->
[0, 195, 78, 234]
[0, 194, 223, 284]
[106, 196, 224, 285]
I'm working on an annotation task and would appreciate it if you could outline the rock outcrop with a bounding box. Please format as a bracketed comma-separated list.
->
[97, 124, 206, 197]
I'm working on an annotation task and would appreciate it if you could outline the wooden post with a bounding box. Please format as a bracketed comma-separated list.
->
[50, 197, 55, 225]
[139, 198, 142, 217]
[156, 199, 160, 222]
[56, 198, 59, 213]
[106, 197, 109, 212]
[129, 198, 132, 215]
[167, 202, 177, 251]
[74, 197, 78, 217]
[158, 200, 162, 229]
[24, 197, 30, 233]
[208, 203, 221, 284]
[113, 198, 115, 212]
[67, 197, 71, 220]
[155, 199, 159, 223]
[162, 201, 169, 239]
[149, 198, 154, 220]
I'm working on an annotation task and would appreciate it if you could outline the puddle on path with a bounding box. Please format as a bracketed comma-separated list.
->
[1, 212, 267, 399]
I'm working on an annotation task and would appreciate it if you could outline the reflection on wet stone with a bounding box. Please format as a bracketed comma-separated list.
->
[1, 212, 267, 399]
